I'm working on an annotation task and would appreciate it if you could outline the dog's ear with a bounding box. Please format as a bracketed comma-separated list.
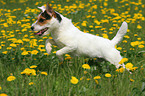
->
[38, 6, 46, 12]
[46, 2, 56, 17]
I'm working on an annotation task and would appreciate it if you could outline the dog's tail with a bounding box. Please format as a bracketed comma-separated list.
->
[111, 21, 128, 46]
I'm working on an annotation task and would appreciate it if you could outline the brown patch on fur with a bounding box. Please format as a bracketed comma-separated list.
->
[36, 14, 51, 26]
[35, 2, 58, 26]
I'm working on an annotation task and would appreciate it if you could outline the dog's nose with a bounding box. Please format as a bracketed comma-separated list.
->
[31, 26, 34, 30]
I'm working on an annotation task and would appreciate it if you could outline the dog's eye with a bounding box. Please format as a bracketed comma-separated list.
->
[39, 18, 45, 22]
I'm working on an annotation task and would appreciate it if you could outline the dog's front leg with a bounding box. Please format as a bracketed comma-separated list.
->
[56, 46, 76, 61]
[45, 39, 56, 54]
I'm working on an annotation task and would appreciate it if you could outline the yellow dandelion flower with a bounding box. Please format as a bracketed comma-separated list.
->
[0, 93, 8, 96]
[102, 33, 108, 39]
[65, 54, 70, 57]
[82, 64, 91, 69]
[105, 73, 111, 77]
[30, 65, 37, 68]
[137, 24, 142, 29]
[134, 34, 138, 36]
[104, 2, 108, 6]
[117, 47, 122, 50]
[7, 76, 16, 81]
[84, 71, 87, 74]
[53, 51, 56, 53]
[94, 76, 101, 79]
[122, 40, 127, 43]
[30, 69, 36, 75]
[70, 76, 79, 84]
[87, 78, 91, 81]
[131, 67, 138, 71]
[2, 51, 8, 54]
[65, 56, 72, 60]
[116, 67, 125, 73]
[119, 58, 128, 64]
[48, 37, 53, 39]
[95, 80, 99, 84]
[81, 21, 87, 26]
[44, 53, 49, 56]
[130, 79, 134, 82]
[21, 50, 29, 55]
[125, 63, 133, 70]
[41, 72, 48, 76]
[138, 45, 144, 48]
[31, 50, 38, 55]
[0, 86, 1, 90]
[124, 35, 130, 38]
[21, 68, 36, 76]
[29, 82, 34, 85]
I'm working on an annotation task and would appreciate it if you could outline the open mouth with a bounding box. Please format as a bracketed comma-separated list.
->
[34, 27, 49, 36]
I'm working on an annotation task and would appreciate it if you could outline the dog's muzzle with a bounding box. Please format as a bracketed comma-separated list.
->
[33, 27, 49, 36]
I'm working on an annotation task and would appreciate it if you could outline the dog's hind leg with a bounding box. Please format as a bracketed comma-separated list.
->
[45, 39, 56, 54]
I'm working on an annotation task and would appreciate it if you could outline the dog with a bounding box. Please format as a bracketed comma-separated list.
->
[31, 3, 128, 69]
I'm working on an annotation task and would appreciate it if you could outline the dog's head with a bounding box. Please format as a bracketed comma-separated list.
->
[31, 2, 62, 36]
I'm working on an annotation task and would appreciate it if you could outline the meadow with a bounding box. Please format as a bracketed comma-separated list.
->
[0, 0, 145, 96]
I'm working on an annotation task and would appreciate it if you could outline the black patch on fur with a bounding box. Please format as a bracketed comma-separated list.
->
[55, 11, 62, 23]
[42, 11, 51, 20]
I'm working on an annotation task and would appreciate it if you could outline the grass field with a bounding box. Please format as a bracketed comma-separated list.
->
[0, 0, 145, 96]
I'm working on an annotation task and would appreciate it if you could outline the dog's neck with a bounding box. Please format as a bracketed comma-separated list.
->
[50, 15, 79, 39]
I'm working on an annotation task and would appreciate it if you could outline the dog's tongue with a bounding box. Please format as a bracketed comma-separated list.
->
[34, 31, 42, 35]
[34, 28, 48, 36]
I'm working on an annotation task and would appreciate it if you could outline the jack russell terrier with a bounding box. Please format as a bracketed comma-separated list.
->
[31, 3, 128, 69]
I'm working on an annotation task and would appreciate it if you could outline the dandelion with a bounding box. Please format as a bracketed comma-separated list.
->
[10, 43, 17, 47]
[2, 51, 7, 54]
[105, 73, 111, 77]
[87, 78, 91, 81]
[138, 45, 144, 48]
[125, 63, 133, 70]
[21, 68, 36, 76]
[7, 76, 16, 81]
[30, 65, 37, 68]
[53, 51, 56, 53]
[131, 67, 138, 71]
[29, 82, 34, 85]
[83, 71, 87, 74]
[124, 35, 130, 38]
[116, 47, 122, 50]
[130, 79, 134, 82]
[41, 72, 48, 76]
[82, 64, 91, 69]
[119, 58, 128, 64]
[94, 76, 101, 79]
[137, 24, 142, 29]
[21, 50, 29, 55]
[80, 77, 85, 80]
[81, 21, 87, 26]
[95, 80, 99, 84]
[65, 56, 72, 60]
[116, 67, 125, 73]
[70, 76, 79, 84]
[0, 93, 8, 96]
[0, 86, 1, 90]
[31, 50, 38, 55]
[102, 33, 108, 39]
[44, 53, 49, 56]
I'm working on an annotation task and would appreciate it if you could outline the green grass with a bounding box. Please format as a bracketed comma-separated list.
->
[0, 0, 145, 96]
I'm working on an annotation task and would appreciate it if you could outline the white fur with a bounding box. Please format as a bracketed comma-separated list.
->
[32, 12, 128, 69]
